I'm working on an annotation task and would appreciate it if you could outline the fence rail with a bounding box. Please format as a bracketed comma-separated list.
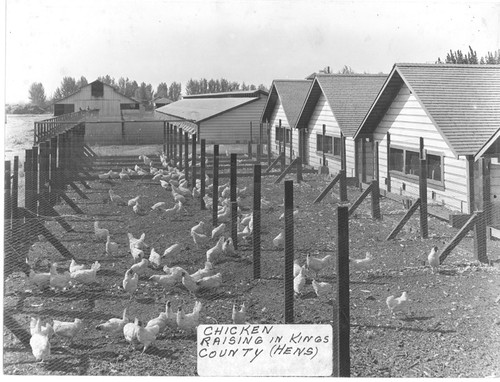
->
[34, 109, 99, 144]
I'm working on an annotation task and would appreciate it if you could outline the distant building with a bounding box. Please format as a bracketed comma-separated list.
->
[155, 90, 268, 144]
[52, 80, 140, 117]
[154, 97, 174, 108]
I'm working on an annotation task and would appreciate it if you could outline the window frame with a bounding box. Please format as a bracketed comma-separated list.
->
[275, 125, 291, 146]
[389, 145, 444, 188]
[316, 133, 341, 158]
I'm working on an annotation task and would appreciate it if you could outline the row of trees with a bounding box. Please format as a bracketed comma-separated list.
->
[437, 46, 500, 64]
[184, 78, 268, 95]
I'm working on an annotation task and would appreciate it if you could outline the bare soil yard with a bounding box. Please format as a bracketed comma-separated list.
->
[3, 152, 500, 377]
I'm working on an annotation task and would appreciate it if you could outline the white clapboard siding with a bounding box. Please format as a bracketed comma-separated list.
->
[200, 97, 267, 144]
[306, 93, 343, 173]
[374, 85, 469, 212]
[490, 163, 500, 226]
[268, 98, 290, 156]
[345, 138, 356, 177]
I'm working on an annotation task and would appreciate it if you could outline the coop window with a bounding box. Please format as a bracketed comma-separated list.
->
[333, 137, 342, 156]
[120, 103, 140, 110]
[91, 81, 104, 97]
[390, 146, 443, 184]
[275, 126, 291, 145]
[316, 134, 333, 154]
[389, 148, 404, 172]
[427, 153, 442, 181]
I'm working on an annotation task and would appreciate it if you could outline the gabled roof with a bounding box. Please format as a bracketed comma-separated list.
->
[183, 90, 268, 99]
[155, 97, 259, 122]
[295, 74, 387, 137]
[354, 63, 500, 157]
[261, 80, 312, 128]
[475, 127, 500, 161]
[53, 80, 139, 104]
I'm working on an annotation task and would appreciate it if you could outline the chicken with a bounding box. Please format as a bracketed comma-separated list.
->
[222, 237, 235, 256]
[69, 259, 85, 273]
[278, 209, 299, 221]
[312, 279, 332, 299]
[53, 318, 83, 344]
[28, 269, 51, 290]
[306, 254, 332, 278]
[191, 221, 206, 236]
[128, 232, 148, 250]
[127, 195, 141, 207]
[30, 318, 51, 362]
[196, 272, 222, 289]
[94, 221, 109, 241]
[70, 261, 100, 285]
[160, 179, 171, 190]
[163, 243, 182, 258]
[139, 155, 153, 166]
[294, 266, 306, 296]
[192, 187, 200, 198]
[133, 201, 146, 215]
[119, 168, 130, 180]
[237, 224, 252, 241]
[190, 261, 215, 282]
[146, 312, 169, 333]
[106, 235, 119, 256]
[191, 230, 210, 249]
[181, 272, 199, 294]
[49, 263, 71, 291]
[350, 252, 373, 268]
[206, 236, 225, 264]
[149, 248, 162, 269]
[96, 308, 129, 335]
[30, 317, 54, 339]
[211, 223, 226, 239]
[428, 246, 439, 274]
[164, 300, 178, 330]
[273, 230, 285, 249]
[293, 260, 302, 278]
[386, 292, 409, 316]
[137, 323, 160, 354]
[173, 192, 186, 205]
[162, 265, 187, 282]
[149, 273, 178, 289]
[123, 318, 141, 349]
[130, 258, 149, 276]
[232, 303, 247, 324]
[176, 301, 202, 333]
[130, 246, 144, 262]
[123, 269, 138, 297]
[109, 189, 126, 206]
[151, 201, 166, 211]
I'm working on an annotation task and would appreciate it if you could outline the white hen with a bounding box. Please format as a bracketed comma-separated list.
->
[306, 254, 332, 278]
[96, 308, 129, 335]
[53, 318, 83, 344]
[123, 269, 139, 297]
[94, 221, 109, 241]
[206, 237, 225, 264]
[149, 248, 162, 269]
[70, 261, 100, 285]
[428, 246, 439, 274]
[386, 292, 409, 316]
[176, 301, 202, 333]
[232, 303, 247, 324]
[49, 263, 71, 292]
[30, 318, 51, 362]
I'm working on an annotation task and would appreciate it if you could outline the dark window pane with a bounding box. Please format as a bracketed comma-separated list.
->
[389, 148, 404, 172]
[316, 134, 323, 151]
[333, 137, 341, 156]
[405, 150, 420, 176]
[427, 154, 442, 181]
[91, 81, 104, 97]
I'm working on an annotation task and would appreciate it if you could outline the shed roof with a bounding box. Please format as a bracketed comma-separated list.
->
[155, 97, 259, 123]
[354, 63, 500, 157]
[183, 89, 268, 99]
[261, 80, 312, 128]
[53, 80, 138, 104]
[295, 74, 386, 137]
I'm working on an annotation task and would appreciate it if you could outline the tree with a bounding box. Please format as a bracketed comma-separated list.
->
[156, 82, 169, 98]
[53, 76, 79, 100]
[436, 46, 500, 64]
[76, 76, 88, 88]
[28, 82, 46, 107]
[257, 84, 269, 92]
[168, 82, 182, 101]
[98, 75, 117, 88]
[338, 65, 355, 74]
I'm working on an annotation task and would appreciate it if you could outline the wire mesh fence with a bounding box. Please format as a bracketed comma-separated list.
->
[3, 113, 500, 376]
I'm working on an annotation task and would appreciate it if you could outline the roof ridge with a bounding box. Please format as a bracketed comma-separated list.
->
[396, 62, 500, 68]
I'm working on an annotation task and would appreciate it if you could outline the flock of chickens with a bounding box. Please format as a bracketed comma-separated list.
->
[26, 152, 443, 364]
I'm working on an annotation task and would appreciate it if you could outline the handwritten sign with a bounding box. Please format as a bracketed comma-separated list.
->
[197, 324, 333, 376]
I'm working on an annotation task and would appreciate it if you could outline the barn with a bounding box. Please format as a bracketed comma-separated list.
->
[53, 80, 140, 117]
[154, 90, 268, 144]
[353, 63, 500, 235]
[294, 74, 386, 177]
[260, 79, 313, 162]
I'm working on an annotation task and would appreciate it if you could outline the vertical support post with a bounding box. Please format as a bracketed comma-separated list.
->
[121, 121, 125, 143]
[337, 205, 350, 377]
[267, 124, 271, 168]
[257, 122, 262, 162]
[167, 123, 171, 159]
[374, 141, 380, 182]
[230, 153, 238, 250]
[284, 180, 294, 324]
[466, 155, 475, 214]
[178, 129, 183, 170]
[184, 130, 189, 185]
[371, 179, 381, 220]
[248, 121, 253, 158]
[39, 141, 49, 215]
[49, 137, 58, 205]
[278, 119, 282, 159]
[361, 138, 367, 183]
[419, 137, 428, 239]
[24, 149, 33, 211]
[340, 132, 346, 171]
[280, 150, 286, 172]
[474, 210, 488, 263]
[191, 133, 197, 188]
[163, 121, 167, 154]
[482, 158, 491, 226]
[322, 124, 326, 167]
[200, 139, 206, 210]
[173, 125, 178, 163]
[340, 169, 348, 202]
[253, 164, 261, 279]
[296, 156, 302, 183]
[5, 161, 12, 222]
[386, 133, 391, 193]
[289, 127, 293, 161]
[11, 156, 20, 238]
[212, 145, 219, 227]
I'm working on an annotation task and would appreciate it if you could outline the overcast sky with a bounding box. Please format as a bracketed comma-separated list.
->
[4, 0, 500, 103]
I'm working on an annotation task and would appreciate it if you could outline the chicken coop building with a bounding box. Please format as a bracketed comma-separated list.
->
[354, 63, 500, 236]
[294, 74, 386, 177]
[261, 80, 313, 162]
[154, 90, 268, 144]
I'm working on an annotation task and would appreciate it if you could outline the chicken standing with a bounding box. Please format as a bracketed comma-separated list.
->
[123, 318, 141, 349]
[106, 236, 119, 256]
[181, 272, 199, 294]
[149, 248, 162, 269]
[127, 195, 141, 207]
[196, 272, 222, 290]
[306, 254, 332, 278]
[177, 301, 203, 333]
[53, 318, 83, 344]
[137, 323, 160, 353]
[163, 243, 183, 258]
[149, 273, 178, 289]
[428, 246, 439, 274]
[206, 237, 225, 264]
[386, 292, 409, 316]
[130, 258, 149, 276]
[222, 237, 235, 256]
[30, 318, 51, 362]
[294, 266, 306, 296]
[123, 269, 139, 298]
[30, 317, 54, 339]
[232, 303, 247, 324]
[211, 223, 226, 239]
[109, 189, 126, 206]
[191, 221, 206, 236]
[49, 263, 71, 292]
[69, 259, 85, 273]
[94, 221, 109, 242]
[70, 261, 100, 285]
[350, 252, 373, 269]
[312, 279, 332, 299]
[190, 261, 215, 282]
[96, 308, 129, 336]
[191, 231, 210, 249]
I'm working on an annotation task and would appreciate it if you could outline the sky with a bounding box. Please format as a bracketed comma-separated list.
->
[3, 0, 500, 104]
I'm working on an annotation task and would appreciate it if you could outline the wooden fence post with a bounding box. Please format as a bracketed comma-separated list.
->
[339, 169, 348, 202]
[267, 124, 272, 168]
[253, 164, 261, 279]
[200, 139, 206, 210]
[230, 153, 238, 250]
[12, 156, 19, 224]
[163, 121, 167, 154]
[337, 205, 350, 377]
[191, 133, 197, 187]
[24, 149, 33, 212]
[296, 156, 302, 183]
[474, 210, 488, 263]
[371, 179, 381, 219]
[179, 129, 183, 170]
[212, 144, 219, 227]
[284, 180, 294, 324]
[5, 161, 12, 223]
[248, 121, 253, 159]
[386, 132, 391, 193]
[184, 131, 189, 184]
[49, 137, 58, 205]
[32, 146, 39, 215]
[173, 125, 178, 163]
[419, 137, 428, 239]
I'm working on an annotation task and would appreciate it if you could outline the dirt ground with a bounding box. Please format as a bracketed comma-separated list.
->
[3, 151, 500, 377]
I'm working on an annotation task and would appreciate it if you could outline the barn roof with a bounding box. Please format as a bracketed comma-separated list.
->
[52, 80, 139, 104]
[155, 97, 260, 123]
[261, 80, 312, 128]
[295, 74, 386, 137]
[183, 89, 268, 99]
[354, 63, 500, 157]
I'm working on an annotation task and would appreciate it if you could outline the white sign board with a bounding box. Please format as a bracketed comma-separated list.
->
[197, 324, 333, 377]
